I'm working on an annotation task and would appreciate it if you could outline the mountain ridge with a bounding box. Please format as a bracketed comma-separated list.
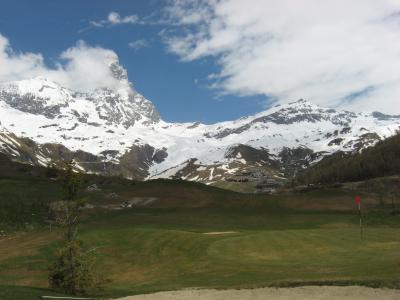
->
[1, 61, 399, 189]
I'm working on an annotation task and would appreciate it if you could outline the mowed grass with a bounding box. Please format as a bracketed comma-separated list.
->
[1, 208, 400, 299]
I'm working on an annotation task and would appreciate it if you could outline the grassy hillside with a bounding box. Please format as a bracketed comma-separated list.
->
[1, 160, 393, 230]
[0, 154, 363, 229]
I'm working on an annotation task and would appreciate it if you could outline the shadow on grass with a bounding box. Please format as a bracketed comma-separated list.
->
[0, 285, 68, 300]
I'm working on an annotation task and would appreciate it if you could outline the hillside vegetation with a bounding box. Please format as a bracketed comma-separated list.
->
[296, 132, 400, 185]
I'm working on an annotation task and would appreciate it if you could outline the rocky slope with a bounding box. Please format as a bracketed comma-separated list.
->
[1, 60, 399, 189]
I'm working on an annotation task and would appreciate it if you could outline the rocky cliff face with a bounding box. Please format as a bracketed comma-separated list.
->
[1, 62, 400, 186]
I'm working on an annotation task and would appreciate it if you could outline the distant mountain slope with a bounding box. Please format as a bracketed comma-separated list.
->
[1, 58, 400, 186]
[296, 132, 400, 184]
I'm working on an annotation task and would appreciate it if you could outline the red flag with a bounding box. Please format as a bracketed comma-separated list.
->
[355, 196, 361, 205]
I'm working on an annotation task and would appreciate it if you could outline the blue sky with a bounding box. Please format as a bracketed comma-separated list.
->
[1, 0, 399, 122]
[0, 0, 266, 124]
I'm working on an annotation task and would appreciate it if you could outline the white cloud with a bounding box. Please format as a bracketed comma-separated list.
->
[90, 11, 139, 28]
[0, 33, 128, 92]
[0, 34, 46, 81]
[107, 11, 139, 25]
[164, 0, 400, 113]
[128, 39, 149, 51]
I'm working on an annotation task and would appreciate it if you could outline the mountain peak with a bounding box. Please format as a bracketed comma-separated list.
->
[0, 75, 160, 126]
[289, 98, 310, 105]
[109, 60, 129, 82]
[286, 99, 319, 108]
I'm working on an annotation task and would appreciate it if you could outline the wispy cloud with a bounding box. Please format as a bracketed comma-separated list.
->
[90, 11, 139, 28]
[163, 0, 400, 114]
[128, 39, 150, 51]
[83, 9, 182, 32]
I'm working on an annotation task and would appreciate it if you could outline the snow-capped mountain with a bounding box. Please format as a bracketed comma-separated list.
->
[1, 60, 400, 186]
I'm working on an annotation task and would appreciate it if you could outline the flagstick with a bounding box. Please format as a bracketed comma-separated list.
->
[358, 202, 363, 240]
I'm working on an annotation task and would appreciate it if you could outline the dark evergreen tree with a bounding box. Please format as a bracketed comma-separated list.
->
[296, 132, 400, 185]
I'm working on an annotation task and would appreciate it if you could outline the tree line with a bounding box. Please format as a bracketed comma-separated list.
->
[296, 132, 400, 185]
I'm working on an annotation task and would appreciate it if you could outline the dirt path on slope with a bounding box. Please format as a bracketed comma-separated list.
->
[115, 286, 400, 300]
